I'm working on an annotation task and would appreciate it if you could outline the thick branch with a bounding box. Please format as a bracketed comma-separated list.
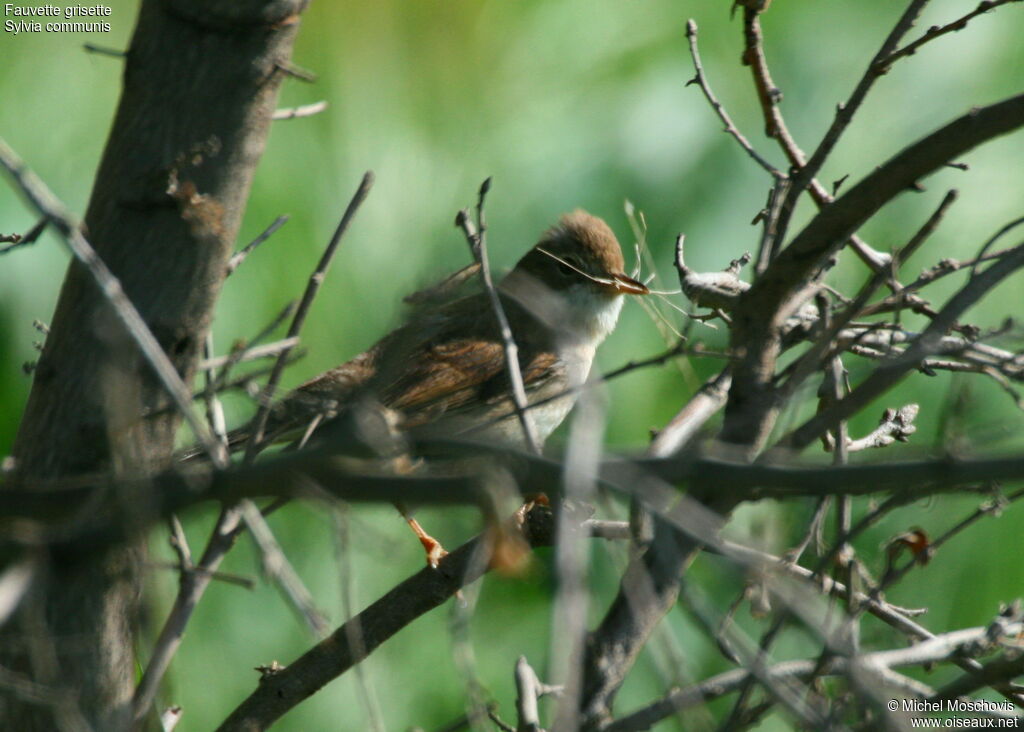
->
[216, 507, 557, 731]
[723, 92, 1024, 449]
[0, 1, 307, 728]
[5, 439, 1024, 552]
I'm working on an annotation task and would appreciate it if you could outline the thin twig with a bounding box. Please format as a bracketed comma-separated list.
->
[0, 219, 46, 255]
[969, 213, 1024, 278]
[144, 561, 255, 590]
[245, 171, 374, 458]
[604, 620, 1024, 732]
[514, 657, 543, 732]
[275, 61, 316, 82]
[226, 214, 290, 275]
[785, 239, 1024, 450]
[774, 0, 931, 249]
[239, 502, 330, 636]
[134, 174, 373, 722]
[877, 0, 1024, 70]
[739, 3, 895, 273]
[685, 20, 783, 180]
[272, 101, 328, 121]
[199, 302, 297, 401]
[197, 337, 300, 372]
[82, 43, 125, 58]
[331, 507, 387, 732]
[454, 178, 542, 454]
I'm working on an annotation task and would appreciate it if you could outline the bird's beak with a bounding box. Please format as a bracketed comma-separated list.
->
[609, 272, 649, 295]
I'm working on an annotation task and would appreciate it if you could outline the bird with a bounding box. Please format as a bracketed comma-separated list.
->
[230, 210, 649, 563]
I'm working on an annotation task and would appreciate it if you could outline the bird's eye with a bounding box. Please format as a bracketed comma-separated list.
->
[558, 258, 579, 277]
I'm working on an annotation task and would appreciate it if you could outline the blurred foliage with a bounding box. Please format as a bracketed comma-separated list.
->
[2, 1, 1024, 729]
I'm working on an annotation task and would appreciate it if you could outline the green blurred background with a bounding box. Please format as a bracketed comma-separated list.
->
[2, 1, 1024, 729]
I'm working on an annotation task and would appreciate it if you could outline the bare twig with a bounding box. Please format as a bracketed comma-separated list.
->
[785, 240, 1024, 450]
[514, 657, 543, 732]
[245, 171, 374, 457]
[969, 213, 1024, 278]
[550, 388, 605, 730]
[604, 620, 1024, 732]
[877, 0, 1024, 71]
[144, 560, 254, 590]
[0, 219, 46, 255]
[216, 505, 560, 731]
[133, 173, 373, 723]
[331, 507, 387, 732]
[826, 404, 919, 453]
[275, 61, 316, 82]
[685, 20, 783, 179]
[724, 91, 1024, 449]
[82, 43, 125, 58]
[648, 367, 732, 456]
[196, 302, 298, 405]
[272, 101, 328, 121]
[239, 502, 330, 637]
[455, 178, 542, 454]
[773, 0, 931, 250]
[197, 337, 300, 372]
[738, 1, 897, 273]
[226, 214, 290, 275]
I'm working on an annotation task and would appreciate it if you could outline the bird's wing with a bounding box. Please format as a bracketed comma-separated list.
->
[382, 336, 564, 428]
[248, 342, 385, 448]
[270, 293, 563, 438]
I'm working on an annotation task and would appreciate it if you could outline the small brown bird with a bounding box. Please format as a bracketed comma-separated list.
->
[240, 210, 648, 563]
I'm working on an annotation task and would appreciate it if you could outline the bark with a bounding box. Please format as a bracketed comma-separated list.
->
[2, 1, 307, 728]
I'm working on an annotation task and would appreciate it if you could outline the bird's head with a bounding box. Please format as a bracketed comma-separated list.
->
[502, 210, 648, 343]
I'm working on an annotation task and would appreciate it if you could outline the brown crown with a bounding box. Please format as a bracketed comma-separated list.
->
[538, 209, 626, 274]
[511, 209, 628, 289]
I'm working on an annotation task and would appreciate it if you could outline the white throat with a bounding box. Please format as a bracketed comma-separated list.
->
[560, 285, 625, 347]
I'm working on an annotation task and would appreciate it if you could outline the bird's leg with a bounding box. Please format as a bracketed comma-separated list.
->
[405, 515, 448, 568]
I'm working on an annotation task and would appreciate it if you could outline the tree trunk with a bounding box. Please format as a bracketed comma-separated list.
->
[3, 1, 307, 728]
